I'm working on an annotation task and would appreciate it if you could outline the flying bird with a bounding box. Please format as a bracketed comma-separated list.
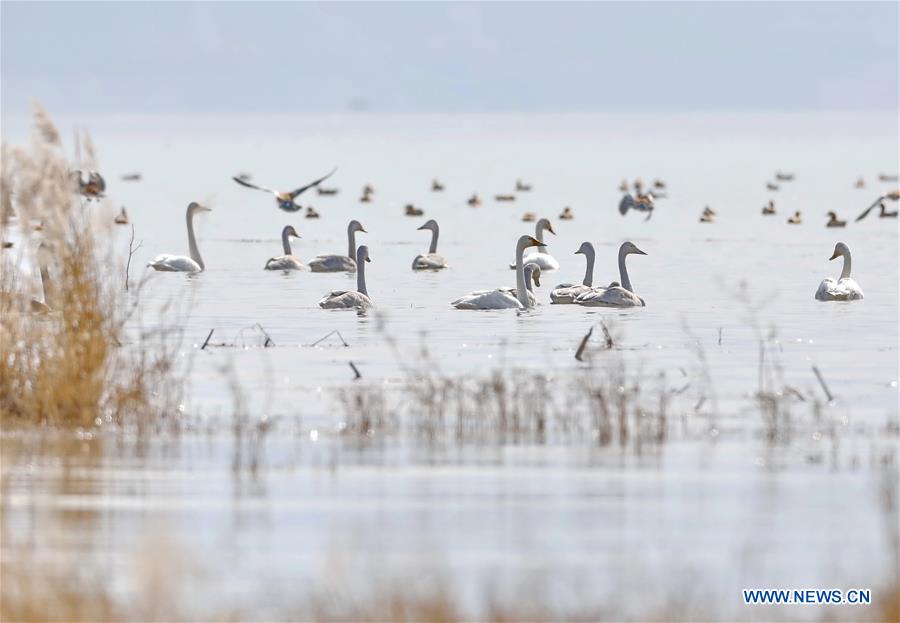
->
[232, 168, 337, 212]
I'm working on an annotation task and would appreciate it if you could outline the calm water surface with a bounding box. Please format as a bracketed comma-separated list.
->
[2, 113, 898, 619]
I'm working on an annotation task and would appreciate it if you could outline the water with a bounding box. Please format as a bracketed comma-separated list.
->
[2, 112, 898, 619]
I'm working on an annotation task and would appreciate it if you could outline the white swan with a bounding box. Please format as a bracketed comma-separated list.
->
[815, 242, 864, 301]
[501, 262, 541, 306]
[453, 235, 543, 309]
[550, 241, 597, 304]
[148, 202, 211, 272]
[264, 225, 305, 271]
[308, 220, 366, 272]
[412, 219, 448, 270]
[574, 241, 647, 307]
[319, 245, 374, 309]
[508, 218, 559, 271]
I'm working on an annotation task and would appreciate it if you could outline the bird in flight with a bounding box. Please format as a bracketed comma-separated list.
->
[233, 168, 337, 212]
[855, 190, 900, 222]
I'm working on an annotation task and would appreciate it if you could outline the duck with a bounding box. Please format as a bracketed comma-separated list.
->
[305, 206, 320, 219]
[264, 225, 305, 271]
[825, 212, 846, 228]
[559, 207, 574, 220]
[508, 218, 559, 271]
[767, 182, 780, 191]
[405, 204, 424, 217]
[878, 173, 899, 182]
[855, 191, 900, 221]
[467, 194, 482, 207]
[360, 185, 374, 203]
[550, 242, 597, 304]
[787, 211, 802, 224]
[114, 207, 129, 225]
[432, 179, 445, 192]
[319, 246, 374, 309]
[815, 242, 863, 301]
[574, 242, 647, 308]
[412, 219, 448, 270]
[308, 220, 367, 272]
[495, 194, 516, 202]
[451, 235, 543, 310]
[854, 177, 866, 189]
[147, 202, 211, 272]
[316, 187, 339, 196]
[71, 170, 106, 199]
[618, 179, 629, 193]
[775, 171, 795, 182]
[619, 192, 655, 220]
[700, 206, 715, 223]
[232, 168, 336, 212]
[762, 200, 776, 215]
[515, 179, 532, 192]
[120, 173, 142, 182]
[521, 212, 536, 222]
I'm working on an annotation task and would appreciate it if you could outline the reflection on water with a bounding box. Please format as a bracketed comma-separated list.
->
[1, 112, 898, 620]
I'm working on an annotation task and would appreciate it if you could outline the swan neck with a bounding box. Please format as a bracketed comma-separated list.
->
[534, 222, 546, 250]
[347, 226, 356, 260]
[187, 209, 204, 270]
[515, 241, 529, 307]
[618, 247, 633, 292]
[282, 229, 292, 256]
[840, 249, 851, 280]
[356, 253, 368, 296]
[582, 246, 595, 286]
[428, 226, 439, 254]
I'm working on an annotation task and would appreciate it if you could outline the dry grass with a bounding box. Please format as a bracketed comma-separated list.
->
[0, 103, 182, 431]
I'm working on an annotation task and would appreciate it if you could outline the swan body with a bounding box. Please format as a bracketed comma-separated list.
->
[264, 225, 305, 270]
[308, 220, 366, 272]
[453, 235, 542, 310]
[319, 245, 374, 309]
[509, 218, 559, 271]
[412, 220, 448, 270]
[575, 242, 647, 307]
[148, 203, 211, 272]
[551, 242, 597, 304]
[815, 242, 864, 301]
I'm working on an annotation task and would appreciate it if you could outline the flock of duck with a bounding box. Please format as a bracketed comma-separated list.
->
[137, 167, 891, 310]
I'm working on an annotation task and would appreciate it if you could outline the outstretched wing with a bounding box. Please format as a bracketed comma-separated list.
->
[618, 194, 635, 215]
[855, 196, 884, 222]
[290, 168, 337, 198]
[233, 176, 277, 195]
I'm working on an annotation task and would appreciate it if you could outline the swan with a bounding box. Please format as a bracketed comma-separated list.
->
[574, 241, 647, 307]
[264, 225, 305, 271]
[551, 242, 597, 304]
[452, 235, 543, 310]
[508, 218, 558, 271]
[815, 242, 864, 301]
[147, 202, 211, 272]
[412, 219, 448, 270]
[319, 245, 374, 309]
[500, 262, 541, 306]
[308, 220, 366, 272]
[232, 168, 336, 212]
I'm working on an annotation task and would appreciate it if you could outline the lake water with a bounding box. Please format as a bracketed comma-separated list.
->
[2, 112, 898, 620]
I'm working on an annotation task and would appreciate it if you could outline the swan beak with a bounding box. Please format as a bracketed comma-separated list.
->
[574, 250, 583, 255]
[547, 224, 556, 235]
[634, 247, 647, 255]
[416, 224, 427, 230]
[527, 236, 543, 247]
[829, 251, 839, 260]
[365, 256, 371, 263]
[360, 227, 368, 233]
[199, 205, 212, 212]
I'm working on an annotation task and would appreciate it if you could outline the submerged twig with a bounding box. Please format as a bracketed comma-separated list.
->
[812, 366, 834, 402]
[124, 224, 142, 292]
[255, 323, 275, 348]
[575, 326, 594, 362]
[309, 329, 349, 347]
[201, 328, 214, 350]
[600, 322, 614, 349]
[349, 361, 361, 380]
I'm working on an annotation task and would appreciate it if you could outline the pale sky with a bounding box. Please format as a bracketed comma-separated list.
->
[2, 1, 898, 115]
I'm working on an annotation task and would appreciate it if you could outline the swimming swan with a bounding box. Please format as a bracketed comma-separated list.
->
[308, 220, 366, 272]
[453, 235, 543, 309]
[550, 242, 597, 304]
[815, 242, 864, 301]
[574, 241, 647, 307]
[412, 219, 449, 270]
[319, 245, 374, 309]
[264, 225, 305, 270]
[508, 218, 559, 271]
[148, 202, 211, 272]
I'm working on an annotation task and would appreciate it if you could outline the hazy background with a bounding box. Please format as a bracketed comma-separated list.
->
[2, 1, 898, 117]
